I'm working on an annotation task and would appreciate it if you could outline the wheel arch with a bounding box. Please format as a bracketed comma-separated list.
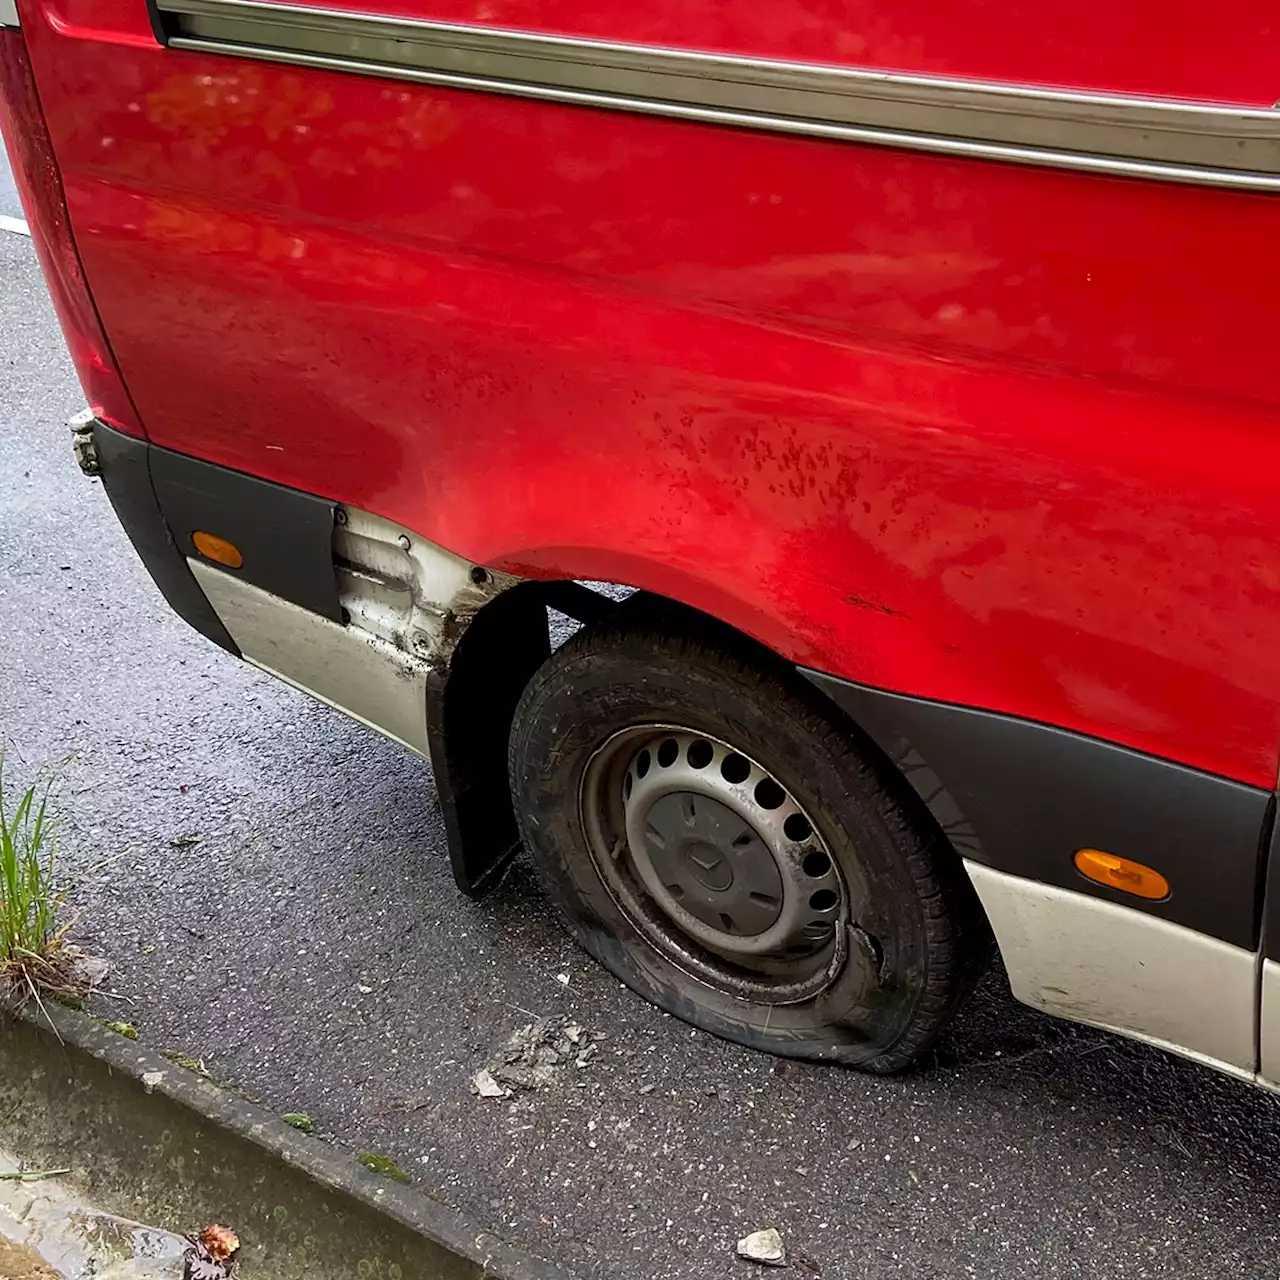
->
[438, 578, 980, 906]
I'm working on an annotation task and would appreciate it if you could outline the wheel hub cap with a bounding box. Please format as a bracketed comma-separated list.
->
[613, 730, 844, 968]
[642, 791, 784, 932]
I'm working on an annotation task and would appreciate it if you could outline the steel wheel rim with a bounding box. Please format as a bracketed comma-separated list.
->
[580, 724, 850, 1004]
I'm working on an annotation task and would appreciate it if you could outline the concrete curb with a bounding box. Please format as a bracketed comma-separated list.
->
[0, 1002, 570, 1280]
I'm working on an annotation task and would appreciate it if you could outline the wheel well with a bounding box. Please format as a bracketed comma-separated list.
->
[435, 580, 978, 910]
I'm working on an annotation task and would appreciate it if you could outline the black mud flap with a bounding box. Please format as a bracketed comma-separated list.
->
[427, 583, 552, 896]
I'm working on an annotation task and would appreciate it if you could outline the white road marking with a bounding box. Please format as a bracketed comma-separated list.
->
[0, 213, 30, 236]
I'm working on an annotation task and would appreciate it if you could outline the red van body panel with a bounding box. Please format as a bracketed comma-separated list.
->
[15, 0, 1280, 791]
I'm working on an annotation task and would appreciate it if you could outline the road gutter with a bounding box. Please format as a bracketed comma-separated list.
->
[0, 1002, 569, 1280]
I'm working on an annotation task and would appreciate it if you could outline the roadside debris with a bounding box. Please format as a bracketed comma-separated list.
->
[476, 1017, 604, 1095]
[67, 949, 110, 990]
[183, 1223, 239, 1279]
[0, 1167, 70, 1183]
[737, 1228, 786, 1267]
[471, 1068, 510, 1099]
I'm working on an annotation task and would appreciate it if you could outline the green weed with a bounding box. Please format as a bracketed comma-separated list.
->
[0, 759, 82, 1005]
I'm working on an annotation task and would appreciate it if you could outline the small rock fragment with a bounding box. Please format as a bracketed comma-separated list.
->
[471, 1069, 510, 1099]
[737, 1228, 786, 1267]
[555, 973, 570, 986]
[66, 949, 110, 989]
[141, 1071, 165, 1094]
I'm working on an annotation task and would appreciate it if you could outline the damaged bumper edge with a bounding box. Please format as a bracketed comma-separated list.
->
[88, 414, 541, 891]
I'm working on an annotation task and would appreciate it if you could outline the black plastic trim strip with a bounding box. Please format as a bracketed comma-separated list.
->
[93, 423, 239, 657]
[149, 446, 343, 623]
[144, 0, 171, 45]
[1259, 802, 1280, 959]
[805, 670, 1270, 951]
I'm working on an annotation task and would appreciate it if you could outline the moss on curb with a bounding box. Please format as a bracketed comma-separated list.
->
[283, 1112, 315, 1134]
[160, 1049, 208, 1076]
[358, 1152, 411, 1184]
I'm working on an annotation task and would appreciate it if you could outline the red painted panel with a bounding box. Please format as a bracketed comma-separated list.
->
[18, 1, 1280, 788]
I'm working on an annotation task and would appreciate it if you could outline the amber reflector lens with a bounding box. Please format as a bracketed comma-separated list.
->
[192, 531, 244, 569]
[1073, 849, 1170, 900]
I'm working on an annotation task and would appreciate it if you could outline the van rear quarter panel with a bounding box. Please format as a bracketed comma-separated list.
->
[19, 0, 1280, 788]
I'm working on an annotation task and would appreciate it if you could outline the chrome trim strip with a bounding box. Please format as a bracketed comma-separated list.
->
[0, 0, 20, 29]
[160, 0, 1280, 190]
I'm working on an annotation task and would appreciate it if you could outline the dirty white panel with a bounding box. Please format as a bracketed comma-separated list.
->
[1259, 960, 1280, 1085]
[190, 559, 432, 757]
[966, 861, 1257, 1076]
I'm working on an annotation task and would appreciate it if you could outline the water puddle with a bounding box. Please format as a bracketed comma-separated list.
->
[0, 1148, 186, 1279]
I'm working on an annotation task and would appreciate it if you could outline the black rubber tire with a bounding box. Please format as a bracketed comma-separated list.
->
[508, 620, 988, 1072]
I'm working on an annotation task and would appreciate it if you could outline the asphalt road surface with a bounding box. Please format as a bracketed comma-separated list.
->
[4, 218, 1280, 1280]
[0, 148, 21, 223]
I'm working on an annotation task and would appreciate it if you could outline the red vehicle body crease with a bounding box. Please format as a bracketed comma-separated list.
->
[15, 0, 1280, 791]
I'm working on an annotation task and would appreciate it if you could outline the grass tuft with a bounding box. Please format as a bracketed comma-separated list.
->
[0, 758, 84, 1007]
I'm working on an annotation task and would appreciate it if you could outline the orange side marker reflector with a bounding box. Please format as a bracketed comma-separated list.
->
[1074, 849, 1170, 901]
[192, 531, 244, 570]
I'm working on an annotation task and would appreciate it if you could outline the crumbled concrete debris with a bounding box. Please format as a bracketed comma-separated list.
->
[479, 1017, 604, 1093]
[736, 1228, 786, 1267]
[471, 1069, 510, 1099]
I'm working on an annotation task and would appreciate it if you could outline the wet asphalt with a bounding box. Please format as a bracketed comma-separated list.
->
[0, 154, 20, 222]
[5, 224, 1280, 1280]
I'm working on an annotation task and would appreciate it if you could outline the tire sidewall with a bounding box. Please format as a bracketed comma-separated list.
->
[512, 636, 940, 1067]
